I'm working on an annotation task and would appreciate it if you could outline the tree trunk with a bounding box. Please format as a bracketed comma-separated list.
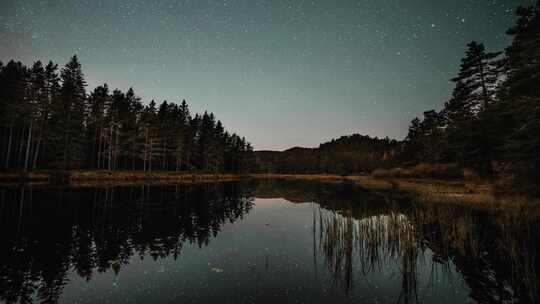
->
[162, 142, 166, 170]
[149, 135, 153, 172]
[32, 134, 42, 170]
[132, 137, 136, 170]
[143, 127, 148, 172]
[23, 119, 33, 172]
[108, 124, 113, 170]
[114, 126, 119, 170]
[478, 60, 490, 109]
[97, 126, 103, 169]
[5, 125, 13, 169]
[63, 130, 69, 170]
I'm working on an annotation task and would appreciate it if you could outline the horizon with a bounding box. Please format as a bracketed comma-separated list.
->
[0, 0, 534, 150]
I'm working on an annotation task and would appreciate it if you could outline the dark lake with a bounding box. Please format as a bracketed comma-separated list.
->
[0, 180, 538, 303]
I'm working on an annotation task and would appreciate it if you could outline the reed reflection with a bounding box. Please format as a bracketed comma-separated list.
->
[310, 184, 539, 304]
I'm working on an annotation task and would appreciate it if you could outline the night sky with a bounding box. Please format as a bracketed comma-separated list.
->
[0, 0, 533, 150]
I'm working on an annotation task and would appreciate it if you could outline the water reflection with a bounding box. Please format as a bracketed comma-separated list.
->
[256, 179, 540, 303]
[0, 180, 538, 303]
[0, 183, 254, 303]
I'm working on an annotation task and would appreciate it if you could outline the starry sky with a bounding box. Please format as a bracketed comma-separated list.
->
[0, 0, 533, 150]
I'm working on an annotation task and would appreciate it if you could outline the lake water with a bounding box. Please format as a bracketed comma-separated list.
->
[0, 179, 538, 303]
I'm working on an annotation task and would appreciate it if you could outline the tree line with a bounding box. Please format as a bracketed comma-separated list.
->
[400, 2, 539, 183]
[255, 134, 399, 175]
[0, 56, 254, 173]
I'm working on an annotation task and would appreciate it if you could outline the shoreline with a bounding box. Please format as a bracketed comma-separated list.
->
[0, 170, 494, 195]
[1, 170, 538, 213]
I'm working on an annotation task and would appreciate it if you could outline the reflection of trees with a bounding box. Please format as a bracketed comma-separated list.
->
[412, 204, 539, 304]
[253, 179, 539, 303]
[1, 180, 538, 304]
[0, 183, 254, 303]
[309, 181, 540, 304]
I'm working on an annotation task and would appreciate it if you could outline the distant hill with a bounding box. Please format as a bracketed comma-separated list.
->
[254, 134, 400, 174]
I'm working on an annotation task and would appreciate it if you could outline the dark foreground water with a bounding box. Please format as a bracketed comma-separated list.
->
[0, 180, 538, 303]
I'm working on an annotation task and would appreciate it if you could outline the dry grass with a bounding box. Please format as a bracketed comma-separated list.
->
[1, 171, 537, 214]
[0, 170, 252, 187]
[0, 171, 50, 183]
[372, 163, 463, 180]
[250, 173, 540, 215]
[70, 170, 245, 181]
[396, 179, 540, 216]
[248, 173, 395, 189]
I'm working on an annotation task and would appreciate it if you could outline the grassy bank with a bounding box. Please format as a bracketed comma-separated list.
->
[0, 170, 501, 193]
[1, 170, 538, 216]
[0, 170, 251, 186]
[250, 173, 540, 214]
[371, 163, 466, 180]
[1, 170, 537, 212]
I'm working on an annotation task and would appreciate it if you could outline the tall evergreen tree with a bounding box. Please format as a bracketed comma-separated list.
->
[442, 80, 474, 163]
[451, 41, 500, 111]
[50, 55, 87, 169]
[123, 88, 143, 170]
[497, 2, 540, 171]
[0, 60, 28, 170]
[24, 61, 47, 171]
[86, 84, 110, 169]
[38, 62, 61, 168]
[440, 41, 501, 172]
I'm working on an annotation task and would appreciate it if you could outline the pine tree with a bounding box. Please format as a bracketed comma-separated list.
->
[23, 61, 48, 171]
[443, 80, 474, 162]
[123, 88, 143, 170]
[442, 41, 500, 171]
[497, 3, 540, 168]
[50, 55, 87, 169]
[86, 84, 109, 169]
[420, 110, 446, 163]
[157, 101, 173, 171]
[197, 111, 217, 171]
[172, 100, 190, 171]
[0, 60, 28, 169]
[451, 41, 500, 111]
[185, 113, 201, 171]
[403, 117, 423, 163]
[140, 100, 159, 171]
[38, 62, 61, 168]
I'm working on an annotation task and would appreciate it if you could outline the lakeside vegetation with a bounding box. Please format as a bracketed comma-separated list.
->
[3, 169, 537, 215]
